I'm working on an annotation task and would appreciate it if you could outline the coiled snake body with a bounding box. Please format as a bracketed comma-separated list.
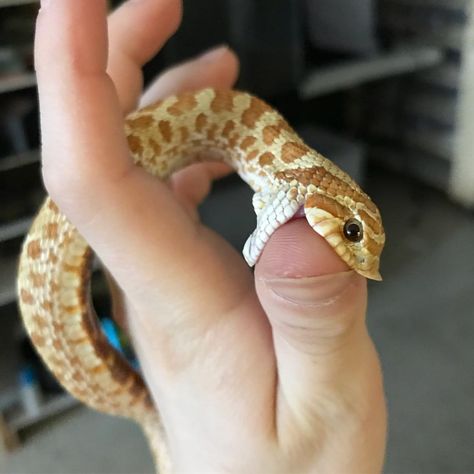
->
[17, 89, 385, 472]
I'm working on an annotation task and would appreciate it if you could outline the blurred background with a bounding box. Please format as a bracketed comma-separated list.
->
[0, 0, 473, 472]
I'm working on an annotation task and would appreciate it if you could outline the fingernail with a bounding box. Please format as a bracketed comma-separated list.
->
[199, 44, 229, 62]
[261, 271, 359, 306]
[40, 0, 50, 9]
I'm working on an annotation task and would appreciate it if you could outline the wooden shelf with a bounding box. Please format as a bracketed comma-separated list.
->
[0, 255, 17, 307]
[0, 149, 40, 172]
[417, 63, 460, 90]
[0, 72, 36, 94]
[381, 0, 468, 11]
[7, 393, 78, 432]
[0, 216, 33, 243]
[1, 392, 79, 450]
[0, 0, 38, 7]
[299, 47, 443, 99]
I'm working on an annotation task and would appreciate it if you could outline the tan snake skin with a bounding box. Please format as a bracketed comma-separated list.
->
[17, 88, 385, 472]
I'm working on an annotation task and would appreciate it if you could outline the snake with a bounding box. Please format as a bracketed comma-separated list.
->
[17, 88, 385, 472]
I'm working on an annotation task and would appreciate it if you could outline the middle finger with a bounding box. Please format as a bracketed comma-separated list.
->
[107, 0, 183, 112]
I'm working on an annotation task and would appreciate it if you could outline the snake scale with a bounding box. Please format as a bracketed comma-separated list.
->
[17, 88, 385, 472]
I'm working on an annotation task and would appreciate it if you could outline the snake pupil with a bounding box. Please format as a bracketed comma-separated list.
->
[343, 219, 363, 242]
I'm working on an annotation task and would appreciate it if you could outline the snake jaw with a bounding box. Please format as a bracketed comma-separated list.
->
[243, 191, 302, 266]
[244, 194, 385, 283]
[303, 202, 384, 281]
[357, 267, 382, 282]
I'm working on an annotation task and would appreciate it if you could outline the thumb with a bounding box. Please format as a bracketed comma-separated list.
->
[255, 219, 374, 437]
[255, 218, 386, 471]
[255, 218, 367, 354]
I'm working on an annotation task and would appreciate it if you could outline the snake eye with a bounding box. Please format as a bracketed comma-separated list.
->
[343, 218, 363, 243]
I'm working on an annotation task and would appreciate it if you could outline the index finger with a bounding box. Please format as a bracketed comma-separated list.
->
[35, 0, 131, 191]
[35, 0, 199, 297]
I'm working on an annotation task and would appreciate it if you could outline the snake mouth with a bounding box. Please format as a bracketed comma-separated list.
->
[290, 206, 306, 220]
[355, 267, 383, 281]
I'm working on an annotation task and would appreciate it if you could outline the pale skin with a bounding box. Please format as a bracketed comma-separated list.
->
[35, 0, 387, 472]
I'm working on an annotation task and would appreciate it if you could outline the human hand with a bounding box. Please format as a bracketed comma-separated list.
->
[35, 0, 386, 472]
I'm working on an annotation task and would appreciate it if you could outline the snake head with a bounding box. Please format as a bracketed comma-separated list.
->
[303, 193, 385, 281]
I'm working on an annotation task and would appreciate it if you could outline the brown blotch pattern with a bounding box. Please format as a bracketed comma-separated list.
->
[259, 152, 275, 166]
[127, 115, 155, 130]
[47, 200, 60, 214]
[246, 150, 259, 162]
[53, 339, 62, 351]
[31, 332, 45, 348]
[195, 113, 208, 133]
[228, 132, 240, 148]
[158, 120, 173, 143]
[242, 97, 270, 128]
[148, 138, 162, 157]
[277, 168, 374, 213]
[206, 123, 218, 141]
[63, 263, 80, 274]
[281, 167, 335, 191]
[41, 300, 53, 312]
[210, 90, 234, 113]
[90, 365, 107, 375]
[32, 314, 47, 329]
[166, 93, 198, 116]
[69, 337, 89, 346]
[239, 136, 257, 151]
[21, 289, 34, 305]
[358, 209, 382, 234]
[262, 120, 292, 145]
[27, 240, 41, 260]
[63, 305, 81, 315]
[281, 142, 310, 163]
[222, 120, 235, 137]
[127, 135, 143, 156]
[72, 371, 84, 383]
[30, 272, 46, 288]
[276, 167, 325, 186]
[46, 223, 59, 239]
[52, 321, 64, 334]
[305, 193, 351, 220]
[47, 251, 58, 264]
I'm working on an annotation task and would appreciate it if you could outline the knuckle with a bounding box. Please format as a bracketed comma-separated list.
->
[41, 160, 96, 204]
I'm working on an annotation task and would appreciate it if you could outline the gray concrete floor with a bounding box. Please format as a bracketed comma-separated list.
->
[1, 168, 473, 474]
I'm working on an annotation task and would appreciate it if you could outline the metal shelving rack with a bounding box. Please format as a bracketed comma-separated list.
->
[0, 0, 38, 6]
[372, 0, 474, 207]
[0, 0, 79, 453]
